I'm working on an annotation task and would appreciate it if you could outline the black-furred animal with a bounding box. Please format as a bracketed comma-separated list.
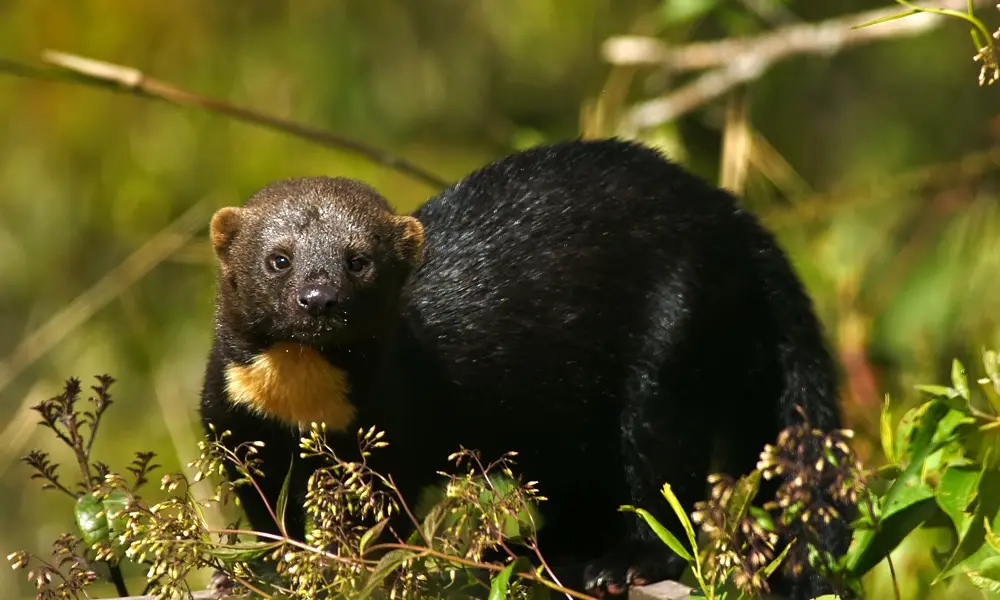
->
[198, 138, 849, 599]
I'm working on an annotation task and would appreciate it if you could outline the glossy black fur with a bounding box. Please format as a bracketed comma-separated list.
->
[199, 138, 849, 599]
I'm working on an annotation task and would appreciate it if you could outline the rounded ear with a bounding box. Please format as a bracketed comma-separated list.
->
[393, 215, 425, 267]
[210, 207, 243, 262]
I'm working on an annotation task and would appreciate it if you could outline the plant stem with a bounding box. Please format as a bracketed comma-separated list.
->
[887, 554, 901, 600]
[212, 528, 361, 567]
[369, 542, 599, 600]
[386, 473, 432, 547]
[893, 0, 996, 44]
[41, 477, 79, 499]
[108, 562, 130, 597]
[229, 572, 276, 599]
[69, 421, 94, 491]
[211, 528, 599, 600]
[218, 445, 283, 535]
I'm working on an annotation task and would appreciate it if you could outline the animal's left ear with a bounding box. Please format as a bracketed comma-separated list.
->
[210, 207, 243, 263]
[392, 215, 425, 267]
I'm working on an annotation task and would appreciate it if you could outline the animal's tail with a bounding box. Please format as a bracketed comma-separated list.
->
[758, 239, 855, 600]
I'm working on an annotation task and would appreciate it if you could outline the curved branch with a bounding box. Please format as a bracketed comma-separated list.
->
[0, 50, 450, 190]
[607, 0, 994, 131]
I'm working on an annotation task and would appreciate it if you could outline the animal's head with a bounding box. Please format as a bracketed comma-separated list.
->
[209, 176, 424, 350]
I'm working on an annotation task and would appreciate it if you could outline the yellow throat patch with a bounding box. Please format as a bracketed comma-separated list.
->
[224, 342, 355, 431]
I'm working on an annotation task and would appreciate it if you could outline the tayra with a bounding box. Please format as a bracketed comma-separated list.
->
[199, 138, 848, 599]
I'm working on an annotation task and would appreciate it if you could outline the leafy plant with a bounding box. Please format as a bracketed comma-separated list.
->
[23, 348, 1000, 600]
[842, 350, 1000, 595]
[7, 375, 159, 599]
[629, 348, 1000, 600]
[622, 474, 793, 600]
[624, 420, 864, 600]
[8, 376, 587, 600]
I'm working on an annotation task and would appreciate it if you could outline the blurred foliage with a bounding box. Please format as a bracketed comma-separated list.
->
[3, 0, 1000, 598]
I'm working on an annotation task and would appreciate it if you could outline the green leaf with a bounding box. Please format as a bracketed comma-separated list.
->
[984, 350, 1000, 388]
[966, 555, 1000, 593]
[356, 549, 415, 600]
[488, 561, 516, 600]
[661, 482, 698, 553]
[842, 496, 938, 576]
[422, 500, 450, 543]
[936, 464, 984, 534]
[985, 350, 1000, 380]
[205, 542, 278, 562]
[722, 472, 761, 541]
[275, 456, 294, 533]
[953, 359, 971, 401]
[620, 505, 694, 563]
[761, 539, 794, 579]
[939, 408, 977, 437]
[884, 479, 937, 521]
[74, 494, 109, 546]
[102, 490, 129, 536]
[359, 518, 389, 554]
[895, 400, 948, 465]
[939, 542, 999, 581]
[980, 350, 1000, 414]
[936, 471, 1000, 582]
[72, 491, 132, 559]
[914, 384, 957, 399]
[476, 475, 542, 540]
[502, 512, 522, 539]
[985, 518, 1000, 554]
[881, 394, 896, 464]
[844, 399, 950, 576]
[902, 400, 954, 464]
[921, 408, 978, 479]
[923, 445, 974, 482]
[877, 464, 903, 480]
[489, 557, 531, 600]
[749, 506, 776, 533]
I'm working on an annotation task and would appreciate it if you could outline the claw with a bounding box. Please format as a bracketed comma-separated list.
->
[582, 543, 685, 598]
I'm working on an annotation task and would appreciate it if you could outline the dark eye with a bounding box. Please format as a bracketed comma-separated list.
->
[346, 256, 370, 273]
[266, 252, 292, 273]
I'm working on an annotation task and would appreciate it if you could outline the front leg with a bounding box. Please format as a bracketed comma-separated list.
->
[582, 368, 715, 598]
[220, 438, 311, 540]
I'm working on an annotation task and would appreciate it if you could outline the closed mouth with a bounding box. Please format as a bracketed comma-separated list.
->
[285, 312, 346, 339]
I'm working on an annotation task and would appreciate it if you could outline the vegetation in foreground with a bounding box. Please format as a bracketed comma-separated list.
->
[9, 348, 1000, 600]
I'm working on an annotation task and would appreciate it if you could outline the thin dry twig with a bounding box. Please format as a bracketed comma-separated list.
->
[607, 0, 993, 131]
[0, 50, 449, 190]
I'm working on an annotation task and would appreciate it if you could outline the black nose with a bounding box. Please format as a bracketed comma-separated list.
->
[297, 284, 338, 317]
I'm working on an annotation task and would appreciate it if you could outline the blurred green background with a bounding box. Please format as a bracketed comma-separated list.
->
[2, 1, 1000, 598]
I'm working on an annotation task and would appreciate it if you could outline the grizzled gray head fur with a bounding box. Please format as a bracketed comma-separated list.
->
[209, 176, 424, 349]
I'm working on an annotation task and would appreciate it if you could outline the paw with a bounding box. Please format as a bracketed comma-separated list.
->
[583, 562, 650, 598]
[582, 546, 684, 599]
[208, 569, 248, 599]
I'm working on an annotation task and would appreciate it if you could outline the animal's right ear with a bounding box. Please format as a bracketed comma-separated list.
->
[392, 215, 425, 268]
[210, 207, 243, 262]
